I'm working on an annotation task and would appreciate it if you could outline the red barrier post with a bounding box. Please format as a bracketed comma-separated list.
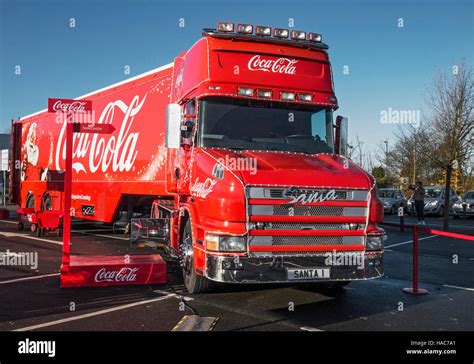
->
[403, 224, 428, 295]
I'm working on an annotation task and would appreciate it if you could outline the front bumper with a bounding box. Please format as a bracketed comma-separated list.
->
[205, 252, 384, 284]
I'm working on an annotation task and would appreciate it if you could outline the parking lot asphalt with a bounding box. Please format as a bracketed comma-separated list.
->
[0, 209, 472, 332]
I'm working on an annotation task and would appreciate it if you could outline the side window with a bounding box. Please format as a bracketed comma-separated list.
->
[311, 111, 326, 143]
[181, 99, 196, 143]
[184, 99, 196, 116]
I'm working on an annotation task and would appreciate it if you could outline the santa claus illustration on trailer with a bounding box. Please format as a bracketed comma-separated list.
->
[21, 122, 41, 181]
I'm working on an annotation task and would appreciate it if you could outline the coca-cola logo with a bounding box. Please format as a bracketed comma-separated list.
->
[248, 55, 298, 75]
[55, 94, 146, 174]
[53, 101, 89, 113]
[190, 177, 217, 198]
[48, 98, 92, 113]
[94, 267, 139, 282]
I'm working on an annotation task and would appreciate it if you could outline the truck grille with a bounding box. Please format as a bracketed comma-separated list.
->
[274, 205, 343, 216]
[247, 186, 369, 254]
[267, 223, 345, 230]
[273, 236, 344, 246]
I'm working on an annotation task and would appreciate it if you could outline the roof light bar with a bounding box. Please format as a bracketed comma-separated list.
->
[290, 30, 306, 40]
[281, 91, 295, 101]
[237, 24, 253, 34]
[257, 89, 272, 98]
[273, 28, 289, 38]
[211, 22, 326, 48]
[308, 32, 322, 43]
[217, 22, 234, 32]
[256, 26, 272, 36]
[237, 87, 254, 97]
[298, 93, 312, 102]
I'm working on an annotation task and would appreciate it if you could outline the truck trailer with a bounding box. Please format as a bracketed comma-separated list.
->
[10, 22, 385, 293]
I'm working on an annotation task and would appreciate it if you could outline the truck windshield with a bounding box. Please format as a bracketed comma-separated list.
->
[198, 97, 334, 154]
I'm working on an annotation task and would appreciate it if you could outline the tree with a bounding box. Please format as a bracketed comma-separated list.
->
[428, 61, 474, 229]
[384, 123, 439, 187]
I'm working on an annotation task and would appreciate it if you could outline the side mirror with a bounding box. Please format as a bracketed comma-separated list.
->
[181, 114, 196, 141]
[335, 116, 348, 156]
[166, 104, 181, 149]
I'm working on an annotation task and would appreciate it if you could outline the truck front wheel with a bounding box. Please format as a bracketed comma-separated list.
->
[181, 219, 211, 294]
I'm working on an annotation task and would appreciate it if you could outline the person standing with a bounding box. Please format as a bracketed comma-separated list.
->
[409, 181, 426, 225]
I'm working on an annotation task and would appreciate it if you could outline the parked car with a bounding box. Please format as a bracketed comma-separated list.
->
[407, 186, 459, 217]
[378, 188, 407, 214]
[452, 190, 474, 218]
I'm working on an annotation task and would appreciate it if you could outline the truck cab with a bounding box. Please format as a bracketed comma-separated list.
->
[166, 23, 385, 293]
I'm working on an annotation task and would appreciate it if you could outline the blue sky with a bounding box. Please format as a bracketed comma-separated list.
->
[1, 0, 473, 153]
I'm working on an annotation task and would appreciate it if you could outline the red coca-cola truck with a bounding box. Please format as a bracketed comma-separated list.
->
[10, 22, 385, 293]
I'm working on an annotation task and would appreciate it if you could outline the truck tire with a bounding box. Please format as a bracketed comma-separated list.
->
[181, 219, 211, 294]
[26, 194, 35, 209]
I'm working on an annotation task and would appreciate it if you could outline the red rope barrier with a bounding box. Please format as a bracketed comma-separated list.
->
[380, 221, 473, 295]
[417, 226, 474, 241]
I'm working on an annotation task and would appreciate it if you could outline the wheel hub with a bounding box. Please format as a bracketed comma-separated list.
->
[180, 234, 193, 274]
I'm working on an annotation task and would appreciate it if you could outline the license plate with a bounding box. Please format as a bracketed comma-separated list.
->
[287, 267, 330, 280]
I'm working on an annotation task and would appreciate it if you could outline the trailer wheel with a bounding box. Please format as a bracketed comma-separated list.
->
[181, 219, 211, 294]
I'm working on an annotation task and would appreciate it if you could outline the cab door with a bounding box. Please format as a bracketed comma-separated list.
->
[176, 99, 197, 194]
[165, 99, 196, 195]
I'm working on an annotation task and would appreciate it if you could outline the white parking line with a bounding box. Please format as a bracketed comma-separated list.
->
[0, 231, 62, 245]
[300, 326, 324, 331]
[0, 273, 60, 285]
[153, 289, 194, 301]
[0, 220, 18, 224]
[385, 235, 438, 249]
[442, 284, 474, 292]
[13, 294, 175, 331]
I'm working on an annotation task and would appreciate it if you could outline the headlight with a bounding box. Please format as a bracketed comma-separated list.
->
[428, 200, 439, 207]
[366, 235, 384, 251]
[205, 234, 247, 252]
[383, 201, 390, 206]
